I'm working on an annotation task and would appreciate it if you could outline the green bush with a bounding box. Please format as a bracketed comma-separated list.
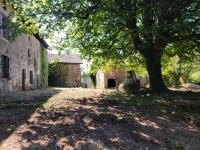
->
[48, 62, 68, 87]
[159, 138, 186, 150]
[163, 75, 173, 87]
[189, 71, 200, 85]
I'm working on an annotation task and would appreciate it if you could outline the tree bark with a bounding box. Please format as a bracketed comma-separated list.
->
[143, 50, 168, 92]
[173, 75, 181, 88]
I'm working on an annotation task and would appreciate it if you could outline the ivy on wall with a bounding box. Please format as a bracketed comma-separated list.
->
[40, 44, 48, 87]
[48, 60, 69, 87]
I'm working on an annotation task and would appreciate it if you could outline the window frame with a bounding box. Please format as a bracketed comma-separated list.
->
[0, 13, 12, 41]
[0, 55, 12, 79]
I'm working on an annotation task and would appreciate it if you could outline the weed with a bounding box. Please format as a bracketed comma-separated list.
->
[104, 90, 200, 126]
[159, 138, 186, 150]
[66, 106, 72, 110]
[117, 116, 123, 121]
[0, 103, 41, 109]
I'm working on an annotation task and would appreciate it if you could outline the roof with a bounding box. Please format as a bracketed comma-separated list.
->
[34, 34, 49, 48]
[48, 53, 83, 64]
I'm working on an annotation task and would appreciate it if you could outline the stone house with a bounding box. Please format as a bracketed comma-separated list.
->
[48, 53, 83, 87]
[96, 66, 126, 89]
[0, 4, 49, 93]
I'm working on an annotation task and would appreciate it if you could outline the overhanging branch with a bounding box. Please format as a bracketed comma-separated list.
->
[170, 34, 200, 42]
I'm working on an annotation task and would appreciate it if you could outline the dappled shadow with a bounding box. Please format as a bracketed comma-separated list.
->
[0, 87, 61, 146]
[108, 89, 200, 126]
[15, 103, 160, 149]
[0, 88, 200, 149]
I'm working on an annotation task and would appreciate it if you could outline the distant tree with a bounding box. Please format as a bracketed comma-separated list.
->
[162, 41, 200, 87]
[6, 0, 200, 91]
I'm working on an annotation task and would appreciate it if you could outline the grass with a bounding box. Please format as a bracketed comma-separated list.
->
[104, 90, 200, 127]
[1, 88, 200, 127]
[0, 102, 41, 109]
[159, 138, 186, 150]
[0, 97, 42, 109]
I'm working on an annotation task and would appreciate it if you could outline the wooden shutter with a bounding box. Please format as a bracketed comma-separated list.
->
[9, 58, 12, 79]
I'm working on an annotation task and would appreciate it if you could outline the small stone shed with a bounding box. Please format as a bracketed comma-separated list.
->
[96, 66, 150, 89]
[48, 54, 83, 87]
[96, 66, 126, 89]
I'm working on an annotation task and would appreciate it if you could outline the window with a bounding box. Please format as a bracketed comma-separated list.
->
[0, 13, 11, 40]
[28, 49, 30, 57]
[30, 71, 33, 84]
[0, 55, 12, 78]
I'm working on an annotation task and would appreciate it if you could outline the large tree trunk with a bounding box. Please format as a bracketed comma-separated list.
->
[143, 50, 168, 92]
[125, 18, 168, 92]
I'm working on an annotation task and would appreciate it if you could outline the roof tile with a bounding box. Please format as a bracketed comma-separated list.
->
[48, 53, 83, 64]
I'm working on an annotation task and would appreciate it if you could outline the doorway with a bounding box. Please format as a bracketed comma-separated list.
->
[107, 79, 116, 88]
[22, 69, 26, 90]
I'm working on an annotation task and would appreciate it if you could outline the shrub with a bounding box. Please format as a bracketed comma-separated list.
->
[48, 62, 68, 87]
[189, 71, 200, 85]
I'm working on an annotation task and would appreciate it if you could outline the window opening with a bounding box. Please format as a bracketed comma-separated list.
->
[0, 55, 12, 78]
[30, 71, 33, 84]
[28, 49, 30, 57]
[107, 79, 116, 88]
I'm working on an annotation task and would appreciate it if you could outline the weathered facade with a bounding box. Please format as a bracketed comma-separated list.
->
[96, 66, 126, 89]
[48, 54, 82, 87]
[0, 4, 49, 93]
[96, 67, 149, 89]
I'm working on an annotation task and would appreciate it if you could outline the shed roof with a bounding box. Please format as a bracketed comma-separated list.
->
[48, 53, 83, 64]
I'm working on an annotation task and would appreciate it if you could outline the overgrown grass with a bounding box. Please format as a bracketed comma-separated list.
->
[159, 138, 186, 150]
[0, 98, 41, 109]
[104, 90, 200, 127]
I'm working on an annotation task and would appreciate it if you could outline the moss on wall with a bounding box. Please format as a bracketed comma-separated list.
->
[40, 44, 48, 87]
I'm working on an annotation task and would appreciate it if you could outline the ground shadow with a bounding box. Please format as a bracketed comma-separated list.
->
[0, 87, 61, 145]
[0, 88, 200, 150]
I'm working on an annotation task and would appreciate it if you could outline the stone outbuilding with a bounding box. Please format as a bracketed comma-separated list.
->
[0, 4, 49, 93]
[96, 66, 126, 89]
[96, 66, 150, 89]
[48, 53, 83, 87]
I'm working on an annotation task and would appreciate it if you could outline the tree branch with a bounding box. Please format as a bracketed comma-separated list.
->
[170, 34, 200, 42]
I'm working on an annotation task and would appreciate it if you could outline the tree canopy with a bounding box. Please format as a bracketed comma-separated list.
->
[5, 0, 200, 91]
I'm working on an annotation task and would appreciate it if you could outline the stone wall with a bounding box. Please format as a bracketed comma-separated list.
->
[96, 67, 149, 89]
[0, 34, 48, 93]
[65, 63, 81, 87]
[96, 66, 126, 89]
[96, 69, 105, 89]
[0, 3, 48, 93]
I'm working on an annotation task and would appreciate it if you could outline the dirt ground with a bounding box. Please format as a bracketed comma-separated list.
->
[0, 87, 199, 150]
